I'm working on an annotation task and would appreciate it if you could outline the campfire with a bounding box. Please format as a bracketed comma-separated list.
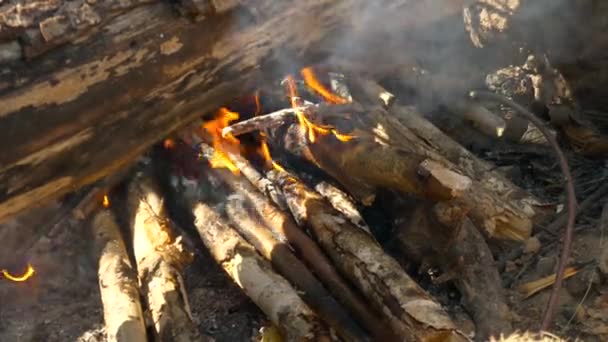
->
[2, 1, 608, 342]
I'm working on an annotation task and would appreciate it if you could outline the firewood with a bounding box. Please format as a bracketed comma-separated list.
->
[310, 179, 372, 236]
[396, 200, 513, 340]
[271, 171, 467, 342]
[224, 192, 370, 342]
[91, 210, 147, 342]
[191, 142, 394, 341]
[188, 199, 331, 342]
[126, 173, 203, 342]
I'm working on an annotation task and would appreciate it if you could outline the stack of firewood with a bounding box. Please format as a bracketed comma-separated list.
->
[81, 68, 582, 342]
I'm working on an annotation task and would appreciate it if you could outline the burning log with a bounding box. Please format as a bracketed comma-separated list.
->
[91, 210, 147, 342]
[271, 171, 467, 341]
[188, 199, 331, 341]
[287, 104, 533, 240]
[396, 200, 512, 340]
[126, 173, 203, 342]
[192, 142, 394, 341]
[0, 0, 472, 224]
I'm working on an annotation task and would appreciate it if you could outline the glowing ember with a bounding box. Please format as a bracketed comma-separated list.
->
[2, 264, 35, 282]
[285, 74, 353, 143]
[163, 138, 176, 150]
[203, 107, 241, 175]
[301, 67, 349, 104]
[102, 194, 110, 208]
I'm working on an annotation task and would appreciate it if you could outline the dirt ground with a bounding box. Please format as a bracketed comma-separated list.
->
[0, 155, 607, 342]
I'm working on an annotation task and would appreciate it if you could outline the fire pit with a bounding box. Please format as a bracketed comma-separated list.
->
[2, 1, 608, 341]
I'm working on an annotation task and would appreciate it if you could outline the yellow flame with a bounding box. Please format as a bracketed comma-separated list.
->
[286, 75, 344, 143]
[203, 107, 241, 175]
[301, 67, 349, 104]
[102, 195, 110, 208]
[2, 264, 35, 282]
[259, 139, 286, 172]
[254, 90, 262, 116]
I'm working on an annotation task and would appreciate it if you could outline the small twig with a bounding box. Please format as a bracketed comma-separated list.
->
[470, 91, 577, 332]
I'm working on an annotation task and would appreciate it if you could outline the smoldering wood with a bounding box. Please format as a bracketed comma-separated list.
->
[188, 199, 331, 341]
[0, 0, 471, 224]
[91, 210, 147, 342]
[223, 192, 370, 342]
[395, 200, 512, 340]
[190, 141, 393, 341]
[271, 171, 467, 342]
[126, 173, 203, 342]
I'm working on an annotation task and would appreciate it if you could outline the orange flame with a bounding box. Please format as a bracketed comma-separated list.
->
[254, 90, 262, 116]
[2, 264, 35, 282]
[301, 67, 349, 104]
[258, 138, 286, 172]
[203, 107, 241, 175]
[102, 195, 110, 208]
[285, 74, 354, 143]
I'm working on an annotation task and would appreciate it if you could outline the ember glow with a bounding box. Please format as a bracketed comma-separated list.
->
[163, 138, 176, 150]
[102, 194, 110, 208]
[1, 264, 35, 282]
[301, 67, 349, 104]
[203, 107, 241, 175]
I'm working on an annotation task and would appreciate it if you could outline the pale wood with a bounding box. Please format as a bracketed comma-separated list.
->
[127, 173, 203, 342]
[91, 210, 147, 342]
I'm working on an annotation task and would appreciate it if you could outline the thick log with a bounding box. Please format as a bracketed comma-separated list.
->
[188, 199, 331, 341]
[0, 0, 468, 223]
[126, 173, 203, 342]
[91, 210, 147, 342]
[395, 200, 512, 340]
[270, 103, 535, 240]
[272, 171, 467, 342]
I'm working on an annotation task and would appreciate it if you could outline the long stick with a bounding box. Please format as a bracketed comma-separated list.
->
[91, 210, 147, 342]
[224, 193, 370, 342]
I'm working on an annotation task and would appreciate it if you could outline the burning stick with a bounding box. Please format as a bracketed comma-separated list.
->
[189, 200, 331, 341]
[224, 193, 370, 342]
[126, 174, 203, 342]
[221, 103, 361, 139]
[194, 142, 394, 341]
[272, 171, 467, 342]
[91, 210, 147, 342]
